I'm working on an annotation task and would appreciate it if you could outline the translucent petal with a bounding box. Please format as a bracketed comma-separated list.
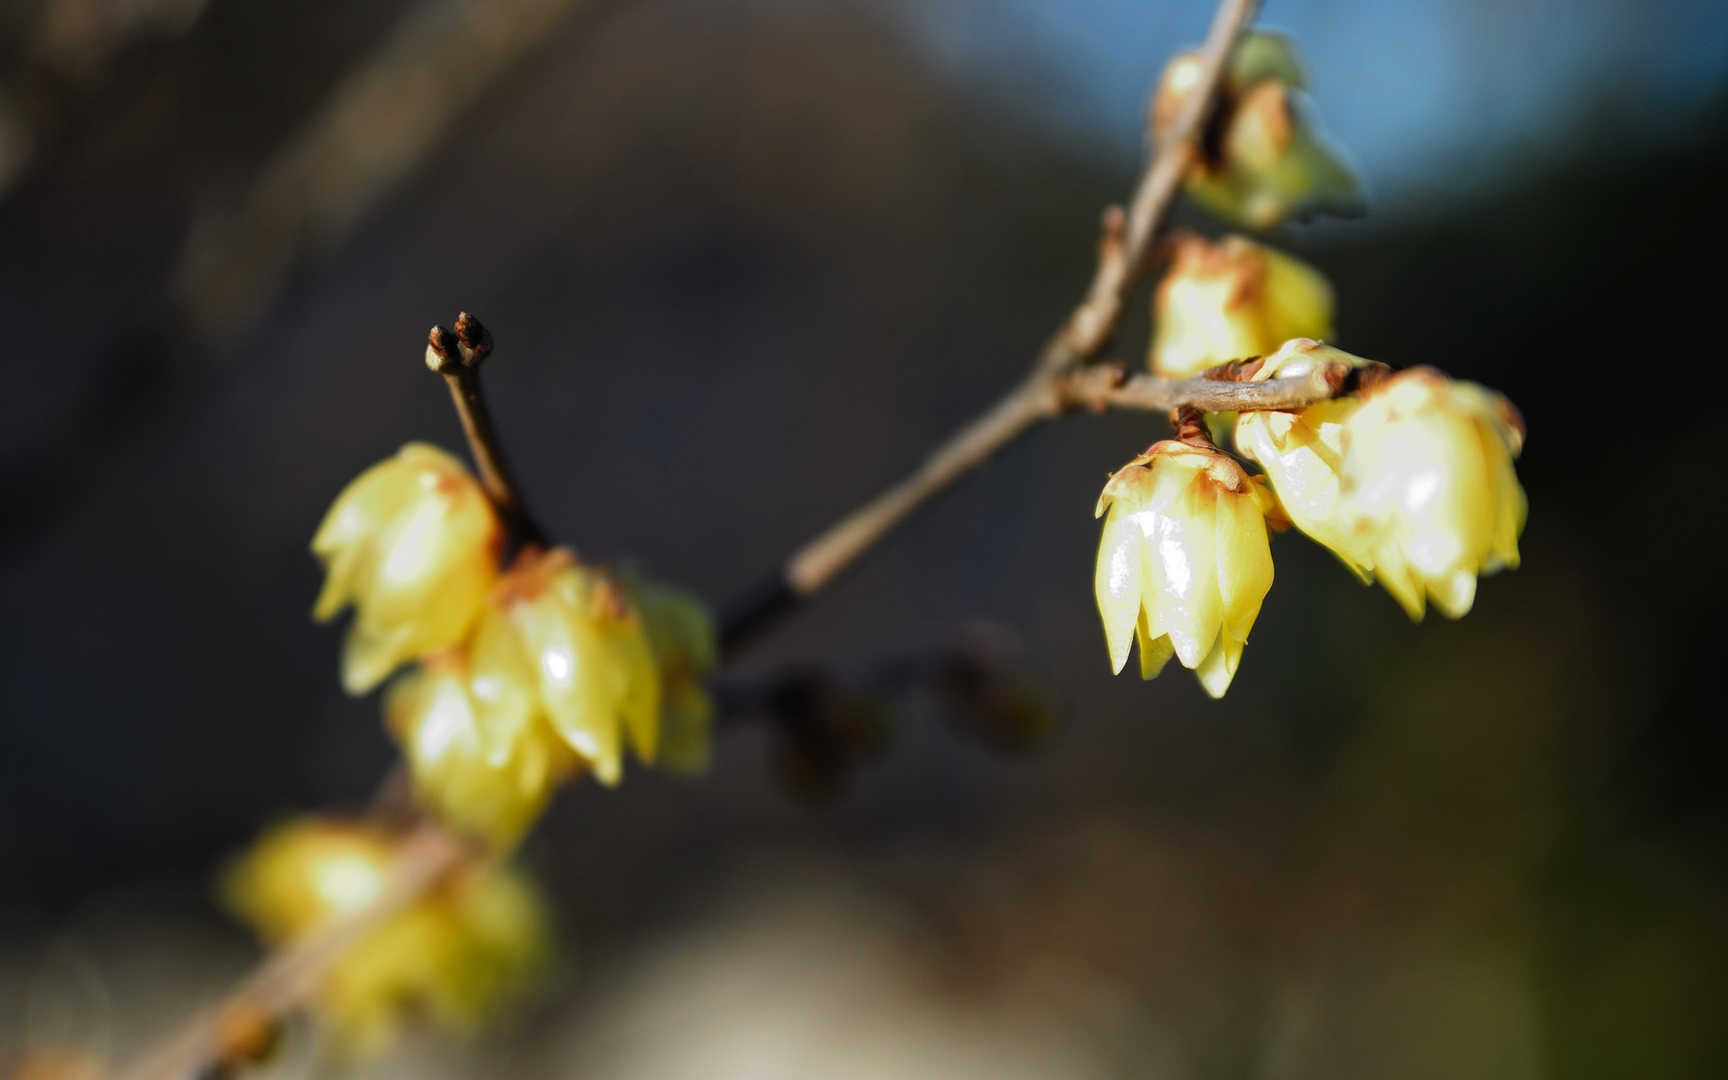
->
[1094, 507, 1145, 675]
[1430, 568, 1477, 620]
[1216, 491, 1274, 649]
[342, 621, 416, 696]
[1149, 480, 1223, 669]
[467, 607, 538, 767]
[1136, 612, 1176, 681]
[1194, 634, 1236, 699]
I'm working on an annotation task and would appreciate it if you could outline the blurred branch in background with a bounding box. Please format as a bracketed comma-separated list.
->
[0, 0, 210, 196]
[171, 0, 594, 341]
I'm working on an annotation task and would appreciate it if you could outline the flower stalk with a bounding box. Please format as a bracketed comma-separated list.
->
[425, 314, 547, 549]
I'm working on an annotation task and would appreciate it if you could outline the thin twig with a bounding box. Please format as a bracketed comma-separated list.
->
[723, 0, 1261, 645]
[426, 314, 549, 548]
[119, 821, 475, 1080]
[1057, 362, 1352, 415]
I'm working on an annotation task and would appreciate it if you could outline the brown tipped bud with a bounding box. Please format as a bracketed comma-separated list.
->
[425, 324, 462, 374]
[453, 311, 493, 365]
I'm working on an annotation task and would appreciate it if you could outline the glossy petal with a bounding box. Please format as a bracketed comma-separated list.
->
[1094, 500, 1146, 675]
[1093, 444, 1276, 696]
[310, 443, 500, 693]
[1339, 369, 1527, 620]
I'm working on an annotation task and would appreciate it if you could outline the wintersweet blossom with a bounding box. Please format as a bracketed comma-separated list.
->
[1232, 339, 1372, 575]
[1094, 440, 1280, 698]
[1154, 31, 1361, 228]
[1151, 235, 1334, 378]
[220, 817, 552, 1054]
[312, 443, 500, 694]
[473, 547, 661, 786]
[1337, 367, 1526, 619]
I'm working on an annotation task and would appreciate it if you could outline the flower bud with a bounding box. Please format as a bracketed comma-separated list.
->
[1154, 32, 1361, 229]
[312, 443, 501, 695]
[619, 568, 719, 775]
[1093, 441, 1278, 698]
[1338, 368, 1527, 619]
[1232, 339, 1373, 575]
[475, 548, 661, 786]
[221, 817, 551, 1055]
[384, 654, 578, 851]
[1150, 235, 1334, 378]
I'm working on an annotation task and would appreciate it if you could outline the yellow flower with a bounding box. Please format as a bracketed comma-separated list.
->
[312, 443, 501, 695]
[1094, 440, 1279, 698]
[221, 817, 551, 1055]
[385, 654, 579, 851]
[1232, 339, 1373, 576]
[474, 547, 661, 786]
[1150, 235, 1334, 378]
[619, 567, 719, 775]
[1154, 32, 1361, 229]
[1337, 368, 1527, 620]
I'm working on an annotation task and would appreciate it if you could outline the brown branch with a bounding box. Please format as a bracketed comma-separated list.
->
[118, 821, 476, 1080]
[724, 0, 1261, 646]
[1057, 362, 1352, 415]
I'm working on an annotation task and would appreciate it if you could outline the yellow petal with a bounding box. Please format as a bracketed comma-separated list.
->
[1094, 506, 1145, 675]
[1216, 489, 1274, 650]
[1135, 613, 1176, 681]
[1149, 478, 1223, 669]
[1194, 633, 1236, 699]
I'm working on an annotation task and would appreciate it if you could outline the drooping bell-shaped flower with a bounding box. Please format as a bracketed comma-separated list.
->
[1093, 440, 1280, 698]
[1150, 234, 1334, 378]
[474, 547, 661, 786]
[1153, 31, 1362, 229]
[221, 817, 551, 1055]
[1337, 367, 1527, 620]
[1232, 339, 1373, 576]
[384, 654, 578, 851]
[312, 443, 501, 695]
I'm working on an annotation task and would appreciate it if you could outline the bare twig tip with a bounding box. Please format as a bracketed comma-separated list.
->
[453, 311, 493, 365]
[425, 324, 460, 374]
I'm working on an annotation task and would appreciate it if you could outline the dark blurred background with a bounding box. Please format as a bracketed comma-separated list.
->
[3, 0, 1727, 1075]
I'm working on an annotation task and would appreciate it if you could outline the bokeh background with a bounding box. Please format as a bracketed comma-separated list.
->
[4, 0, 1728, 1075]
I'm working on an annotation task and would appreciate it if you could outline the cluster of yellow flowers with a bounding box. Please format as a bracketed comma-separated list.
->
[219, 438, 720, 1055]
[221, 817, 552, 1055]
[312, 442, 718, 847]
[1095, 32, 1527, 698]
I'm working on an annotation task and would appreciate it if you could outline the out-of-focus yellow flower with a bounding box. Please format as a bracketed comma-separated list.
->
[1233, 339, 1372, 576]
[1150, 234, 1334, 378]
[1337, 367, 1527, 620]
[619, 568, 719, 775]
[1093, 440, 1279, 698]
[474, 547, 661, 787]
[312, 443, 501, 695]
[1154, 31, 1361, 229]
[221, 817, 551, 1056]
[385, 654, 579, 851]
[220, 818, 398, 941]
